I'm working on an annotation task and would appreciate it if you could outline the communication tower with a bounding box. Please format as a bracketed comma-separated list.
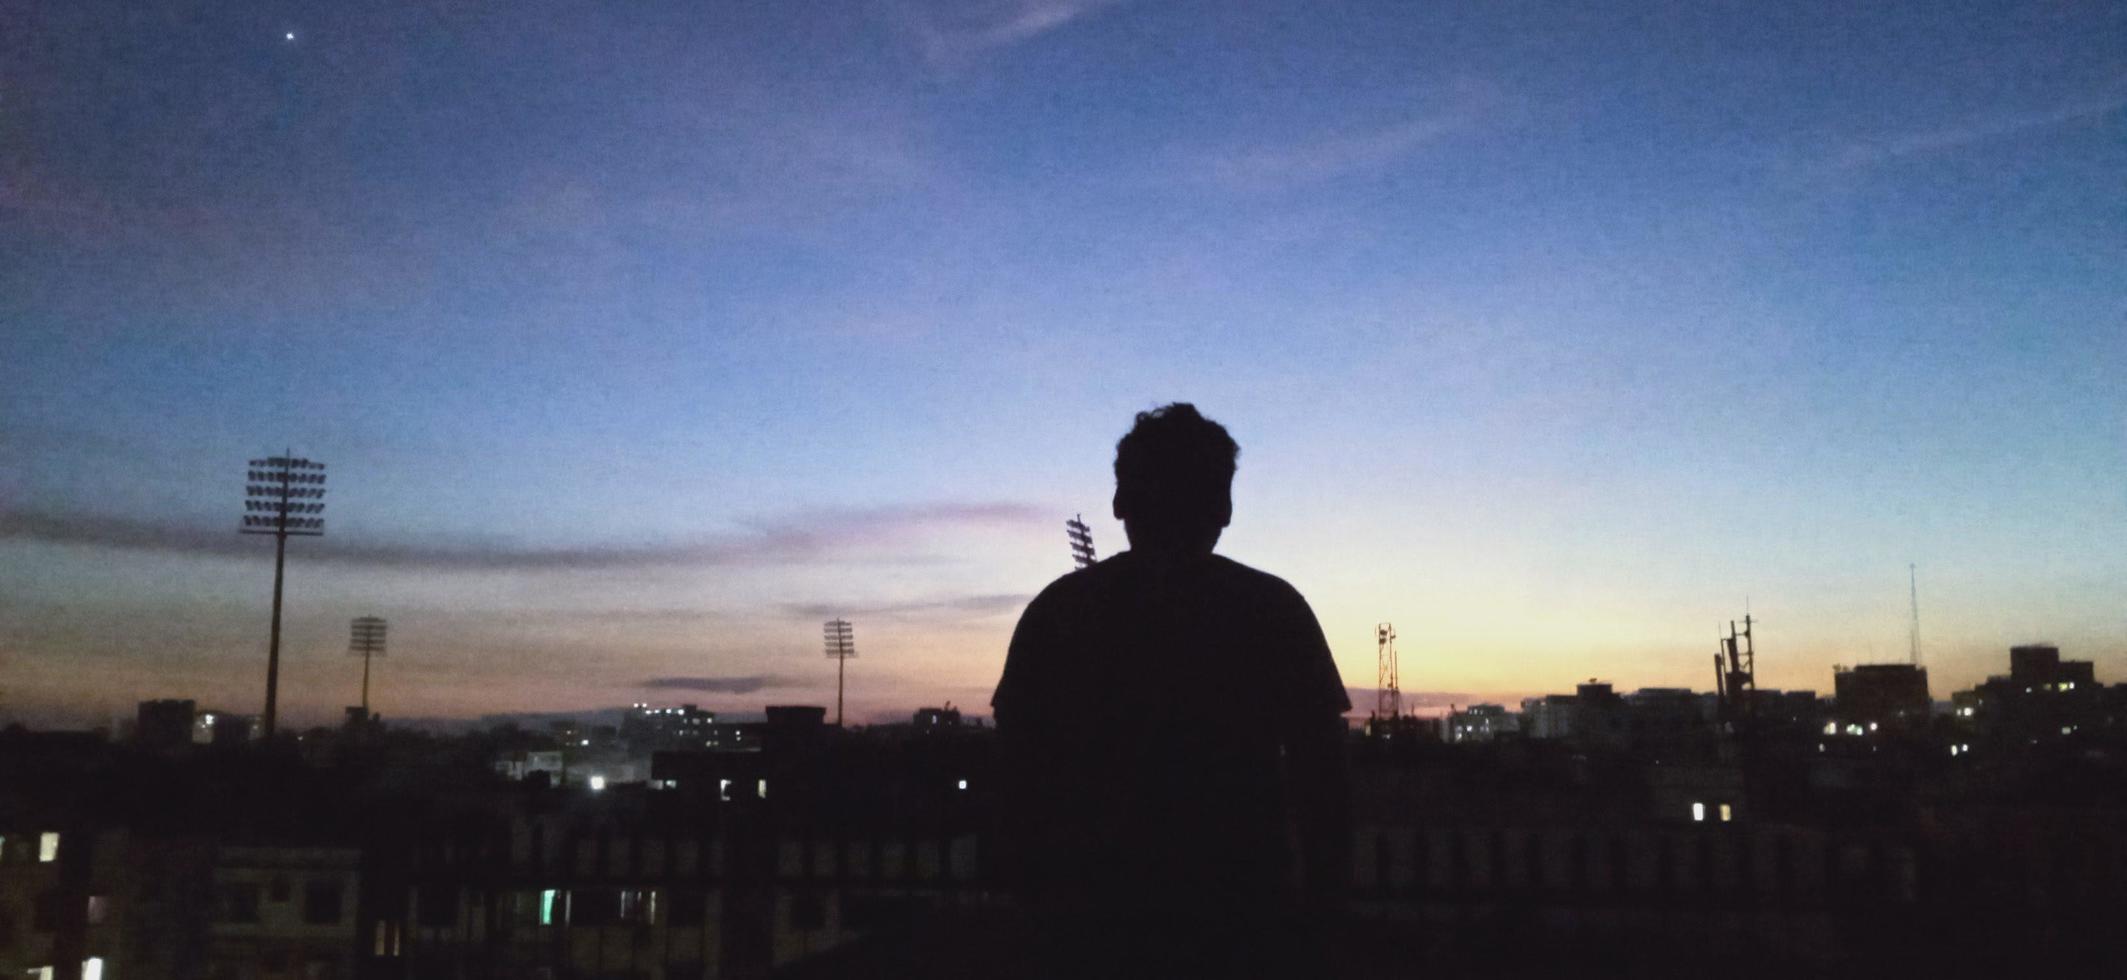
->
[1908, 564, 1923, 666]
[1719, 614, 1756, 726]
[1375, 622, 1400, 721]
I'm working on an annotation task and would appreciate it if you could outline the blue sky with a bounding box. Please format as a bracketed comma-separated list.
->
[3, 0, 2123, 727]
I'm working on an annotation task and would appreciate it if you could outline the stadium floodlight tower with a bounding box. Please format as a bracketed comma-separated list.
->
[1066, 514, 1096, 569]
[349, 617, 387, 716]
[823, 618, 856, 727]
[241, 452, 326, 738]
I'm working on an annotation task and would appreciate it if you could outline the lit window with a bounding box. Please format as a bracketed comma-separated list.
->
[30, 967, 54, 980]
[719, 779, 732, 801]
[373, 921, 403, 956]
[957, 779, 969, 791]
[757, 779, 768, 798]
[86, 895, 109, 924]
[82, 958, 104, 980]
[39, 832, 59, 862]
[1822, 721, 1837, 735]
[539, 889, 559, 926]
[1718, 804, 1732, 823]
[1691, 802, 1706, 823]
[588, 775, 607, 792]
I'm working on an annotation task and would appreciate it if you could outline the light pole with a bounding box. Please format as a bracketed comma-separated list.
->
[349, 617, 387, 718]
[823, 619, 855, 727]
[242, 453, 325, 738]
[1066, 514, 1096, 569]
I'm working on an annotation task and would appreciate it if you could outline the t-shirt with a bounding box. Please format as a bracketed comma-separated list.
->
[992, 550, 1349, 909]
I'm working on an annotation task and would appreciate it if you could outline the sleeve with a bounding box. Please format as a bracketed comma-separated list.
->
[991, 584, 1057, 721]
[1273, 581, 1350, 734]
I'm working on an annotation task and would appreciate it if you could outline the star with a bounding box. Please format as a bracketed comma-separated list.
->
[284, 32, 296, 42]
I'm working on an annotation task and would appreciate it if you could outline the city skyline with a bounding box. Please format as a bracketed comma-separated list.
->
[5, 1, 2124, 727]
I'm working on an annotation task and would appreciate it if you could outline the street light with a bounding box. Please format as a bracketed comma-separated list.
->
[823, 619, 855, 727]
[349, 617, 387, 717]
[241, 452, 325, 738]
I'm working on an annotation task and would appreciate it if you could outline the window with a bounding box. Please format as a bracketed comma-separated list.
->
[1718, 804, 1734, 823]
[33, 892, 68, 932]
[372, 921, 402, 957]
[1690, 802, 1706, 823]
[39, 833, 59, 863]
[666, 890, 705, 926]
[82, 958, 104, 980]
[538, 889, 561, 926]
[571, 888, 620, 926]
[304, 880, 343, 925]
[85, 895, 109, 925]
[416, 884, 458, 927]
[619, 889, 657, 925]
[789, 892, 826, 930]
[218, 883, 262, 923]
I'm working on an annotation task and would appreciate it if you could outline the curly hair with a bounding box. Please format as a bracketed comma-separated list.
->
[1113, 403, 1239, 529]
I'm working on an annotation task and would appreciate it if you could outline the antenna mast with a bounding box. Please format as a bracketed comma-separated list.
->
[1907, 564, 1923, 666]
[1721, 615, 1756, 726]
[1375, 623, 1400, 721]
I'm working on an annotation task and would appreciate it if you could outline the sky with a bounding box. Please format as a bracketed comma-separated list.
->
[2, 0, 2123, 729]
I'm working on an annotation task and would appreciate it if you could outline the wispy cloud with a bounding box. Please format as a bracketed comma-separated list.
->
[0, 502, 1045, 572]
[892, 0, 1128, 65]
[779, 592, 1031, 621]
[1196, 83, 1504, 193]
[640, 675, 789, 694]
[1831, 85, 2127, 169]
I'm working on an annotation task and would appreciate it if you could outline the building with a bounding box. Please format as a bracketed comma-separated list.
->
[1521, 681, 1628, 749]
[0, 828, 123, 980]
[202, 846, 362, 980]
[622, 703, 723, 752]
[912, 706, 962, 730]
[1832, 664, 1930, 732]
[1955, 644, 2113, 747]
[1444, 704, 1517, 743]
[135, 700, 196, 751]
[2008, 644, 2096, 691]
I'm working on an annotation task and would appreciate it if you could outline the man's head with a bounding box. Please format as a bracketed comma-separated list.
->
[1112, 403, 1239, 553]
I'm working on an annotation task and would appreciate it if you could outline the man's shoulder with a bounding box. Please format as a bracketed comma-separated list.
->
[1204, 554, 1309, 603]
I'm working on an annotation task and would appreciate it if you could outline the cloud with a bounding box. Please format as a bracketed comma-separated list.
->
[0, 501, 1045, 572]
[640, 675, 788, 694]
[1195, 83, 1503, 193]
[779, 592, 1031, 621]
[892, 0, 1127, 65]
[1831, 85, 2127, 169]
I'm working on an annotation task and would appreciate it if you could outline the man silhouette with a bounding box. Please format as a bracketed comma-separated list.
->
[993, 403, 1351, 977]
